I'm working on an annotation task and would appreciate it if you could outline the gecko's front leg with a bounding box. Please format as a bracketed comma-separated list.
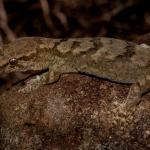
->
[19, 69, 61, 93]
[40, 70, 61, 84]
[125, 75, 150, 108]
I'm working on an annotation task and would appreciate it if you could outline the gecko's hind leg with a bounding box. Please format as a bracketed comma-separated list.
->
[125, 83, 141, 108]
[125, 75, 150, 108]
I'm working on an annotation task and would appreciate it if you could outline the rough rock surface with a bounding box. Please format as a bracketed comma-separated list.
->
[0, 74, 149, 150]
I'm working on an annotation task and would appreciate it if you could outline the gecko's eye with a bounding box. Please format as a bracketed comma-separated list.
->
[9, 58, 18, 65]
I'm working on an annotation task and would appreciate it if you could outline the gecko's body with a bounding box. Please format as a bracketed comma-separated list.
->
[0, 37, 150, 107]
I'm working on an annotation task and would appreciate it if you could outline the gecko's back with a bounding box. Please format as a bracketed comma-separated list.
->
[1, 37, 150, 84]
[56, 37, 150, 83]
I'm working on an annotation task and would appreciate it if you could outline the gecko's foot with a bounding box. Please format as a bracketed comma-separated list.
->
[124, 96, 141, 110]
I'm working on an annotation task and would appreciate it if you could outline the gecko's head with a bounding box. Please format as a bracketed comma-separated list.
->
[0, 37, 44, 73]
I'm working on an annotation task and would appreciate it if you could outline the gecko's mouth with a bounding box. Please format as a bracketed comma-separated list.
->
[0, 68, 49, 92]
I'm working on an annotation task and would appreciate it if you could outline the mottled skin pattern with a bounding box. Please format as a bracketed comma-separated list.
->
[0, 37, 150, 107]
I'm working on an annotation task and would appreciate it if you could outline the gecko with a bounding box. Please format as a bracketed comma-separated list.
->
[0, 37, 150, 108]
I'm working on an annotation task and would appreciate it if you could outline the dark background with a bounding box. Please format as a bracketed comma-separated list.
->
[0, 0, 150, 43]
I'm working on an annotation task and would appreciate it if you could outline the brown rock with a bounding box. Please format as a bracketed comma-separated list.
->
[0, 74, 149, 150]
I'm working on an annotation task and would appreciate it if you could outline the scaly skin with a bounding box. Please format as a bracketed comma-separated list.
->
[0, 37, 150, 107]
